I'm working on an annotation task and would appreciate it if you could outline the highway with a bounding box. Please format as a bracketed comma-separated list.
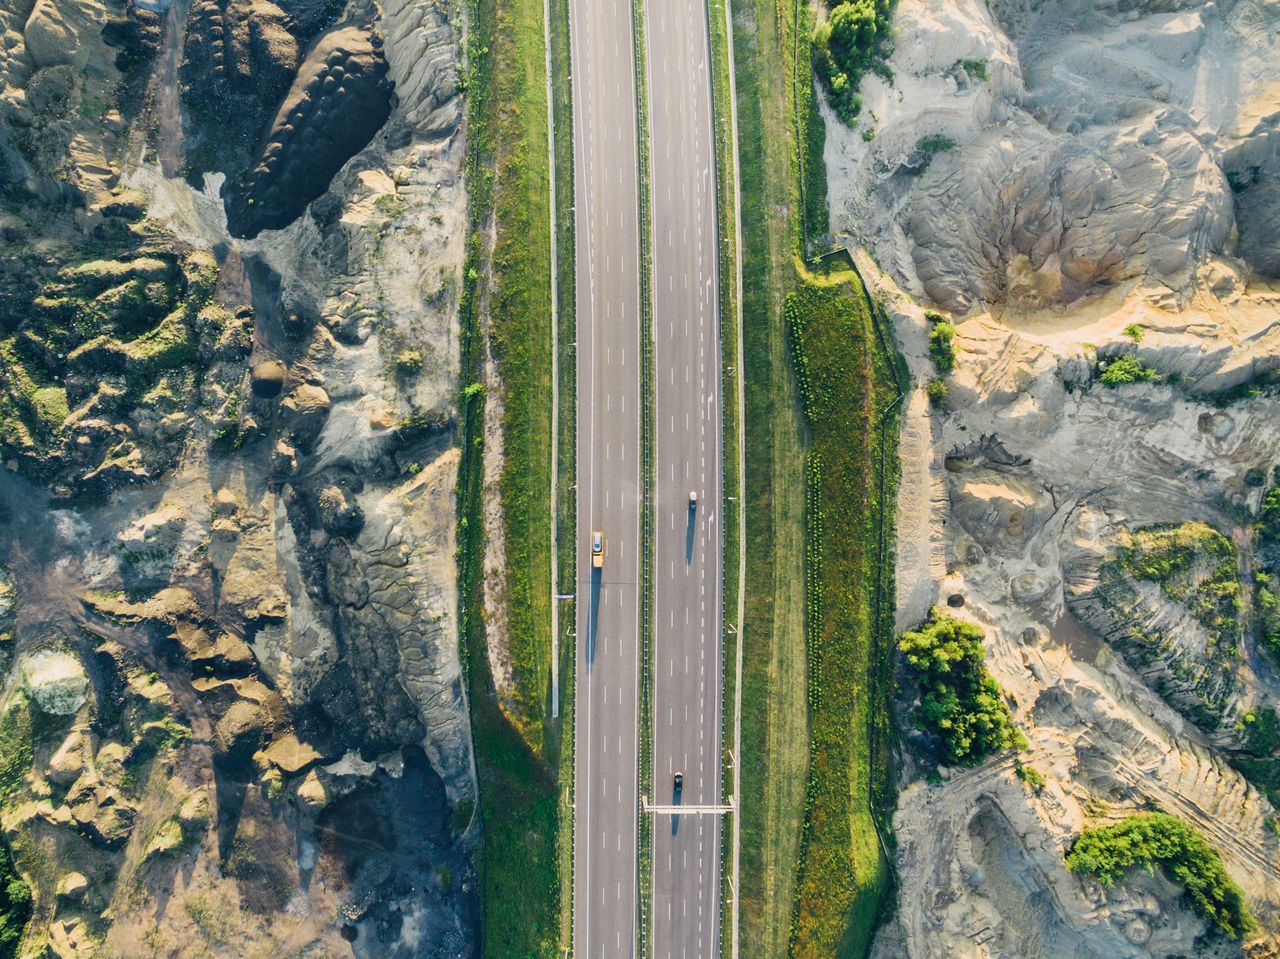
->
[569, 0, 643, 954]
[644, 0, 724, 955]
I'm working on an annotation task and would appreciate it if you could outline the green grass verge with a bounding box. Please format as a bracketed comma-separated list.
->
[546, 0, 577, 948]
[732, 0, 812, 954]
[731, 0, 898, 951]
[482, 0, 556, 751]
[633, 0, 656, 950]
[458, 0, 563, 951]
[793, 1, 829, 250]
[786, 272, 898, 959]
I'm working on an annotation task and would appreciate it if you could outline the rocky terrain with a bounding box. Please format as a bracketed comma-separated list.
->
[820, 0, 1280, 955]
[0, 0, 474, 955]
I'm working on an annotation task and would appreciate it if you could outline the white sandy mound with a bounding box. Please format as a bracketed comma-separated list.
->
[22, 648, 89, 716]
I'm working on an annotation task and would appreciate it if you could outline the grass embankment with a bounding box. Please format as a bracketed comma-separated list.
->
[483, 0, 555, 750]
[786, 276, 899, 959]
[458, 0, 565, 951]
[546, 0, 577, 948]
[733, 0, 811, 953]
[733, 0, 897, 955]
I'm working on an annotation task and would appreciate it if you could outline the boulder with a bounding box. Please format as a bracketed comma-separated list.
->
[55, 871, 88, 902]
[315, 483, 363, 537]
[214, 698, 266, 753]
[47, 917, 94, 959]
[177, 791, 210, 833]
[294, 768, 328, 813]
[255, 732, 322, 775]
[48, 729, 90, 787]
[21, 648, 88, 716]
[250, 359, 287, 398]
[280, 383, 331, 447]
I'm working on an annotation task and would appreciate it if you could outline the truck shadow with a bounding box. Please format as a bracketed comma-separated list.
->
[587, 568, 601, 664]
[686, 506, 695, 564]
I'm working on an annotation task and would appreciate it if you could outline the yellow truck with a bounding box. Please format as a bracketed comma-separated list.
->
[591, 530, 604, 568]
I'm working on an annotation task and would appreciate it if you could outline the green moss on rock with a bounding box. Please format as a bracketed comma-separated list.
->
[0, 238, 244, 493]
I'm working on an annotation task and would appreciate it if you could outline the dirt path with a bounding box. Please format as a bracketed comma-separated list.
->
[155, 0, 192, 179]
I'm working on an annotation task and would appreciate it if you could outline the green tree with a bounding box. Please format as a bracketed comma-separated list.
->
[811, 0, 893, 123]
[1099, 354, 1157, 385]
[1066, 812, 1255, 939]
[0, 840, 29, 959]
[927, 321, 957, 373]
[899, 614, 1025, 764]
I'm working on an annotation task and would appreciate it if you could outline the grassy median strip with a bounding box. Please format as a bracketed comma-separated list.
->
[634, 0, 657, 949]
[459, 0, 565, 952]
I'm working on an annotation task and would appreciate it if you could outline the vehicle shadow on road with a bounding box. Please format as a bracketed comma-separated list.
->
[685, 506, 695, 564]
[587, 569, 602, 664]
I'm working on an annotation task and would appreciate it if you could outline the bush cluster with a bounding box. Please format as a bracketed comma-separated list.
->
[1015, 763, 1046, 792]
[1099, 354, 1157, 385]
[1066, 812, 1255, 939]
[907, 134, 957, 176]
[1259, 467, 1280, 544]
[899, 614, 1025, 764]
[0, 841, 29, 959]
[925, 312, 956, 374]
[1255, 469, 1280, 655]
[811, 0, 894, 123]
[1256, 572, 1280, 655]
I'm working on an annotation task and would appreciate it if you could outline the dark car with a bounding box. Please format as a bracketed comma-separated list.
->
[673, 772, 683, 795]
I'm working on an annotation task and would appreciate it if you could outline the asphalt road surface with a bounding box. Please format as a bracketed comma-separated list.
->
[644, 0, 724, 954]
[569, 0, 644, 954]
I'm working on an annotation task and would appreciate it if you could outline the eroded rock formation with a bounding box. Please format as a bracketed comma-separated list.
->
[0, 0, 474, 952]
[826, 0, 1280, 954]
